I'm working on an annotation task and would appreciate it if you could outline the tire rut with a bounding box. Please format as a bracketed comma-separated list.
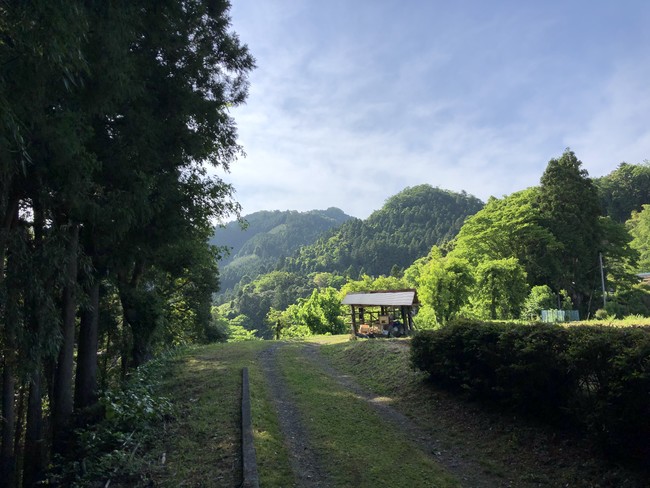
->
[299, 343, 507, 488]
[260, 341, 510, 488]
[258, 343, 331, 488]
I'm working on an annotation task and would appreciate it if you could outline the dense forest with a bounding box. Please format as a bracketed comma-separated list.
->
[593, 162, 650, 223]
[211, 207, 351, 293]
[283, 185, 484, 277]
[0, 2, 253, 486]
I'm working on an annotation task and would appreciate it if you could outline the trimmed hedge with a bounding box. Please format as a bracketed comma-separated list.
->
[411, 320, 650, 463]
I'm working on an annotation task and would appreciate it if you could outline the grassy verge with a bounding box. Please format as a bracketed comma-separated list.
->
[147, 341, 294, 487]
[570, 316, 650, 327]
[320, 338, 648, 487]
[277, 342, 459, 488]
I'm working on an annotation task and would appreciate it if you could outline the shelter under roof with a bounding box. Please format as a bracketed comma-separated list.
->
[342, 289, 419, 307]
[342, 289, 419, 338]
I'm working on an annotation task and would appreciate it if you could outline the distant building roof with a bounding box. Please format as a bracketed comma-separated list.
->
[342, 290, 419, 307]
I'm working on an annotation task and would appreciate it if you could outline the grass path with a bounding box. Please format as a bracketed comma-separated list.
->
[258, 344, 331, 487]
[261, 342, 458, 487]
[147, 341, 293, 487]
[144, 337, 646, 487]
[296, 343, 497, 487]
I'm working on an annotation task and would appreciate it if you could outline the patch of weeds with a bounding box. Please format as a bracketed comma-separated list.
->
[143, 340, 294, 487]
[52, 348, 184, 487]
[477, 458, 506, 479]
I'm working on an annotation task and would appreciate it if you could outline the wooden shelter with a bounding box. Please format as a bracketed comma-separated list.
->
[342, 289, 419, 337]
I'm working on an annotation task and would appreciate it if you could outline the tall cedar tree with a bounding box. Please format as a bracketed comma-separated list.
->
[538, 150, 603, 313]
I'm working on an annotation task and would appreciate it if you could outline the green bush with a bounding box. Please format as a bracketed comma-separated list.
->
[594, 308, 612, 320]
[411, 320, 650, 463]
[411, 321, 572, 414]
[52, 349, 179, 486]
[564, 326, 650, 460]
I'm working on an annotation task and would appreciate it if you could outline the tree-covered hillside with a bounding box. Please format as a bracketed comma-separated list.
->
[216, 152, 650, 341]
[216, 186, 483, 337]
[594, 161, 650, 223]
[283, 185, 484, 277]
[212, 208, 351, 292]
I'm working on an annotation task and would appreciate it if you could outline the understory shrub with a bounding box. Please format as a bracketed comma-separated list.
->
[52, 349, 180, 486]
[411, 320, 650, 464]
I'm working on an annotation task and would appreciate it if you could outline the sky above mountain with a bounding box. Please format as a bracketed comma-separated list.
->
[222, 0, 650, 219]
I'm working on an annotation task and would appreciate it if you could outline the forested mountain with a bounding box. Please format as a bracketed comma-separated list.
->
[594, 161, 650, 222]
[282, 185, 484, 277]
[216, 185, 483, 336]
[212, 208, 351, 292]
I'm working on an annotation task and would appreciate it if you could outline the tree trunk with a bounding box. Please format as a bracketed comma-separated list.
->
[13, 384, 25, 483]
[131, 327, 152, 368]
[122, 291, 154, 367]
[117, 260, 155, 368]
[0, 196, 19, 284]
[23, 371, 45, 488]
[22, 200, 47, 487]
[74, 279, 100, 412]
[52, 223, 79, 455]
[101, 323, 111, 391]
[1, 204, 20, 487]
[120, 320, 130, 381]
[0, 358, 16, 487]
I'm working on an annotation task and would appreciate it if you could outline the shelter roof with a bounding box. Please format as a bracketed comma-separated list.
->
[342, 289, 419, 307]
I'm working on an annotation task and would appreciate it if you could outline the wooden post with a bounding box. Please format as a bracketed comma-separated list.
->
[241, 368, 259, 488]
[350, 306, 358, 337]
[407, 307, 414, 332]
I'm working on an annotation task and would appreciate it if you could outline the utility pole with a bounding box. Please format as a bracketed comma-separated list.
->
[599, 252, 606, 308]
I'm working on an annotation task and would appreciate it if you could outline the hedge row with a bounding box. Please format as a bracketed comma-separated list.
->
[411, 320, 650, 463]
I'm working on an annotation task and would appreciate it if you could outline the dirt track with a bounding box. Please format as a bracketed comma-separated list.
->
[258, 342, 500, 488]
[258, 344, 331, 488]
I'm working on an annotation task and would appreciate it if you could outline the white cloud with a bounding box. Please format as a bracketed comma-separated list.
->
[224, 0, 650, 219]
[567, 62, 650, 176]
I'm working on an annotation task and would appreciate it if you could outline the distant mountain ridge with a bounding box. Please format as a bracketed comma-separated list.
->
[211, 207, 352, 292]
[282, 185, 484, 277]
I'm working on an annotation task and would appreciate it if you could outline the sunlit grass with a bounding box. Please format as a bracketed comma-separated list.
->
[569, 315, 650, 327]
[147, 341, 294, 487]
[303, 333, 352, 344]
[277, 343, 459, 488]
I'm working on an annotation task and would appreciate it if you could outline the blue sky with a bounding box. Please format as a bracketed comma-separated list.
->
[223, 0, 650, 219]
